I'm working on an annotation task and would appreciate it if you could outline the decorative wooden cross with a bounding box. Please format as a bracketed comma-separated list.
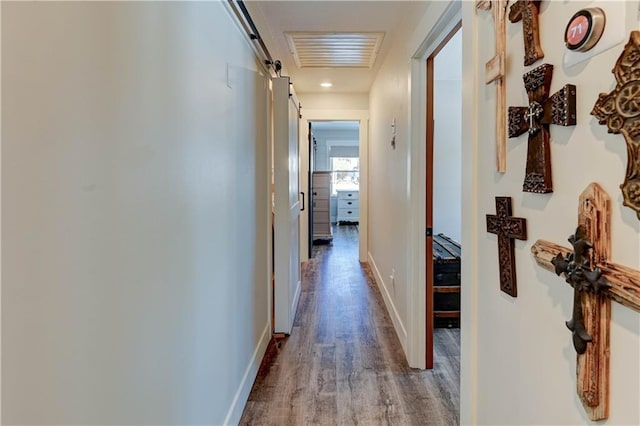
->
[476, 0, 508, 173]
[486, 197, 528, 297]
[508, 63, 576, 193]
[509, 0, 544, 66]
[592, 31, 640, 220]
[532, 183, 640, 421]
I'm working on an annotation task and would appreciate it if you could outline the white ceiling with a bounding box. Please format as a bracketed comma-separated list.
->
[244, 1, 430, 94]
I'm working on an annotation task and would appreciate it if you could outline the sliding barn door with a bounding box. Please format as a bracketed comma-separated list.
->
[273, 77, 301, 335]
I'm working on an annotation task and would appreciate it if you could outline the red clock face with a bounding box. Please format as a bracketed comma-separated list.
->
[566, 15, 590, 47]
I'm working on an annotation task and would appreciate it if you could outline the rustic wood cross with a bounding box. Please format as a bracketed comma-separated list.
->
[592, 31, 640, 220]
[486, 197, 528, 297]
[476, 0, 508, 173]
[532, 183, 640, 420]
[508, 63, 576, 193]
[509, 0, 544, 66]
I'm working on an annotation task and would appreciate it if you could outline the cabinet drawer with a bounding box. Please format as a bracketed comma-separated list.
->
[313, 188, 330, 199]
[313, 212, 330, 225]
[337, 208, 359, 220]
[312, 174, 331, 189]
[313, 199, 330, 211]
[313, 223, 331, 235]
[337, 199, 359, 209]
[337, 191, 358, 200]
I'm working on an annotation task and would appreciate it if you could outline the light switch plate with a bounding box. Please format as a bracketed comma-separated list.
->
[563, 1, 626, 68]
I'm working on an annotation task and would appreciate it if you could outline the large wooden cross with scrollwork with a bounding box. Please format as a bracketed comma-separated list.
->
[509, 0, 544, 66]
[531, 183, 640, 420]
[592, 31, 640, 220]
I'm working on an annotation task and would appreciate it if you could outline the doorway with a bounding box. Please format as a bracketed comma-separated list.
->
[309, 121, 360, 253]
[299, 112, 369, 265]
[426, 23, 462, 368]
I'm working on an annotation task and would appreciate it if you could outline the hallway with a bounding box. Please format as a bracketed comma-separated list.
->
[240, 225, 459, 425]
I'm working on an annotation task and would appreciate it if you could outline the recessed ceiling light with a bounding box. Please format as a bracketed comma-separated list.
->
[320, 82, 333, 88]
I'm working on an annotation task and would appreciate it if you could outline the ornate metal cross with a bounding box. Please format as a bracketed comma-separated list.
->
[551, 225, 611, 356]
[592, 31, 640, 220]
[531, 183, 640, 420]
[508, 63, 576, 193]
[477, 0, 508, 173]
[509, 0, 544, 66]
[486, 197, 528, 297]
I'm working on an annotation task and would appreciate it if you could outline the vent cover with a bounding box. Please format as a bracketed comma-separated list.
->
[285, 32, 384, 68]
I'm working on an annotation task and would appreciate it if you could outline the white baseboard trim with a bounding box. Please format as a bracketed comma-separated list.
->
[223, 322, 271, 426]
[291, 279, 301, 327]
[368, 252, 408, 354]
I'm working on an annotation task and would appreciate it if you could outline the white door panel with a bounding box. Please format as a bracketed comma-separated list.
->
[273, 77, 301, 334]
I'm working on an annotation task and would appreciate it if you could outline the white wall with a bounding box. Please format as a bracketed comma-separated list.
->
[300, 93, 369, 111]
[433, 30, 462, 243]
[2, 2, 270, 424]
[368, 1, 452, 354]
[467, 1, 640, 423]
[369, 0, 640, 424]
[312, 128, 359, 171]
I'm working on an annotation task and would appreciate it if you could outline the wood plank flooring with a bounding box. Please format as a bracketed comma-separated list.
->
[240, 225, 460, 425]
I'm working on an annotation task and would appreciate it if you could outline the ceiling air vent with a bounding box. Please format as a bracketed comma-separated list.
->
[285, 32, 384, 69]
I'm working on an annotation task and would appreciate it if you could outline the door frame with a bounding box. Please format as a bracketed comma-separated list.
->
[299, 110, 369, 263]
[307, 122, 314, 258]
[406, 1, 461, 369]
[426, 22, 462, 368]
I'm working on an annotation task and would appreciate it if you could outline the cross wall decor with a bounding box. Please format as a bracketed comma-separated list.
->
[508, 63, 576, 193]
[592, 31, 640, 220]
[509, 0, 544, 66]
[476, 0, 508, 173]
[531, 183, 640, 420]
[486, 197, 527, 297]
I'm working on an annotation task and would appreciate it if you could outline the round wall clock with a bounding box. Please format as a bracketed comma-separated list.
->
[564, 7, 606, 52]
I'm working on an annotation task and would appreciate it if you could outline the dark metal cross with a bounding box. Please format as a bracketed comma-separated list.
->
[551, 225, 611, 355]
[508, 63, 576, 193]
[509, 0, 544, 66]
[486, 197, 528, 297]
[592, 31, 640, 219]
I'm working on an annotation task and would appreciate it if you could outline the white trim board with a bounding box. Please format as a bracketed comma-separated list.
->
[369, 252, 408, 352]
[406, 0, 462, 372]
[223, 323, 271, 426]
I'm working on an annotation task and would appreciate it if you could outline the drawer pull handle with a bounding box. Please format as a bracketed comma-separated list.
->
[348, 194, 352, 197]
[348, 201, 352, 205]
[348, 211, 352, 214]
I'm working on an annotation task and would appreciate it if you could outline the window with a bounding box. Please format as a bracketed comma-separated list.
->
[330, 157, 359, 195]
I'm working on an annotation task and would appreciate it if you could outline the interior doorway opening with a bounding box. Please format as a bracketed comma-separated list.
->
[308, 121, 361, 254]
[426, 23, 462, 369]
